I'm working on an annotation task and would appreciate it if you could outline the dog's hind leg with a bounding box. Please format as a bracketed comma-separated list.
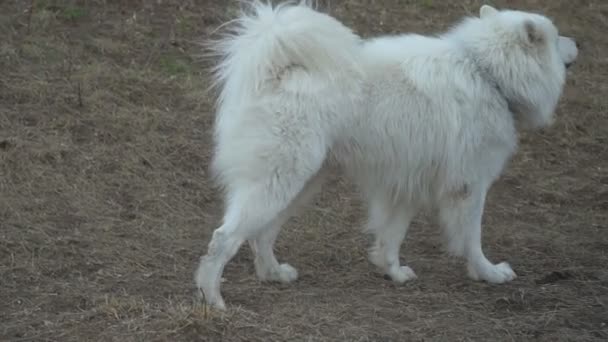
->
[439, 185, 516, 284]
[366, 195, 418, 284]
[249, 170, 326, 283]
[195, 142, 327, 309]
[196, 181, 312, 309]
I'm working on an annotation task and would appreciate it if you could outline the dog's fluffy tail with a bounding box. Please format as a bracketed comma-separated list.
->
[207, 1, 361, 106]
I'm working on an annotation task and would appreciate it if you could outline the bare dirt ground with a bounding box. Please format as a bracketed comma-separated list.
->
[1, 0, 607, 341]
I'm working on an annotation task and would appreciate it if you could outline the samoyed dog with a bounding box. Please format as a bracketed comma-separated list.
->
[196, 1, 578, 309]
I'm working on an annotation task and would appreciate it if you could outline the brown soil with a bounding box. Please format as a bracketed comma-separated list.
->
[1, 1, 607, 341]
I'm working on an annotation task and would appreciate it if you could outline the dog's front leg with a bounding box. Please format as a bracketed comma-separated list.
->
[439, 185, 517, 284]
[366, 195, 418, 284]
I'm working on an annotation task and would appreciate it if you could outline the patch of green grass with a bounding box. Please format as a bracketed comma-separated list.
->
[60, 6, 86, 21]
[34, 0, 51, 11]
[420, 0, 434, 8]
[33, 1, 87, 21]
[176, 16, 196, 34]
[159, 56, 191, 76]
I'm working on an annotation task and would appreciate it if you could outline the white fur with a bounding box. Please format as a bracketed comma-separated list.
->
[195, 1, 578, 309]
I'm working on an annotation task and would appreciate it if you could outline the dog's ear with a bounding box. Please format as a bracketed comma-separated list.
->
[480, 5, 498, 19]
[524, 20, 544, 44]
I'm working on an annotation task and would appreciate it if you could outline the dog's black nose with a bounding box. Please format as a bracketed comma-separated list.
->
[565, 62, 573, 69]
[576, 41, 581, 50]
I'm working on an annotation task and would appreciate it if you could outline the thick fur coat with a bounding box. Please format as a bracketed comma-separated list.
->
[196, 1, 579, 309]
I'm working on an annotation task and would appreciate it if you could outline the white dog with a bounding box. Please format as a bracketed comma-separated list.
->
[196, 1, 578, 309]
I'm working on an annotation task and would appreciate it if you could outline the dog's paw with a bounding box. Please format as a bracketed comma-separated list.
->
[387, 265, 417, 284]
[276, 263, 298, 283]
[259, 263, 299, 283]
[469, 261, 516, 284]
[195, 257, 227, 310]
[196, 287, 226, 310]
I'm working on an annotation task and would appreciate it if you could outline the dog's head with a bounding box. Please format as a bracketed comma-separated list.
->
[455, 5, 579, 129]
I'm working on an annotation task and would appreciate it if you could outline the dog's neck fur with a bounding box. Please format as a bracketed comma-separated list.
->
[476, 61, 537, 131]
[463, 48, 527, 130]
[465, 52, 519, 123]
[448, 18, 544, 131]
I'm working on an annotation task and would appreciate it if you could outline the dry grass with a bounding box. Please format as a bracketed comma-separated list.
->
[1, 0, 607, 341]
